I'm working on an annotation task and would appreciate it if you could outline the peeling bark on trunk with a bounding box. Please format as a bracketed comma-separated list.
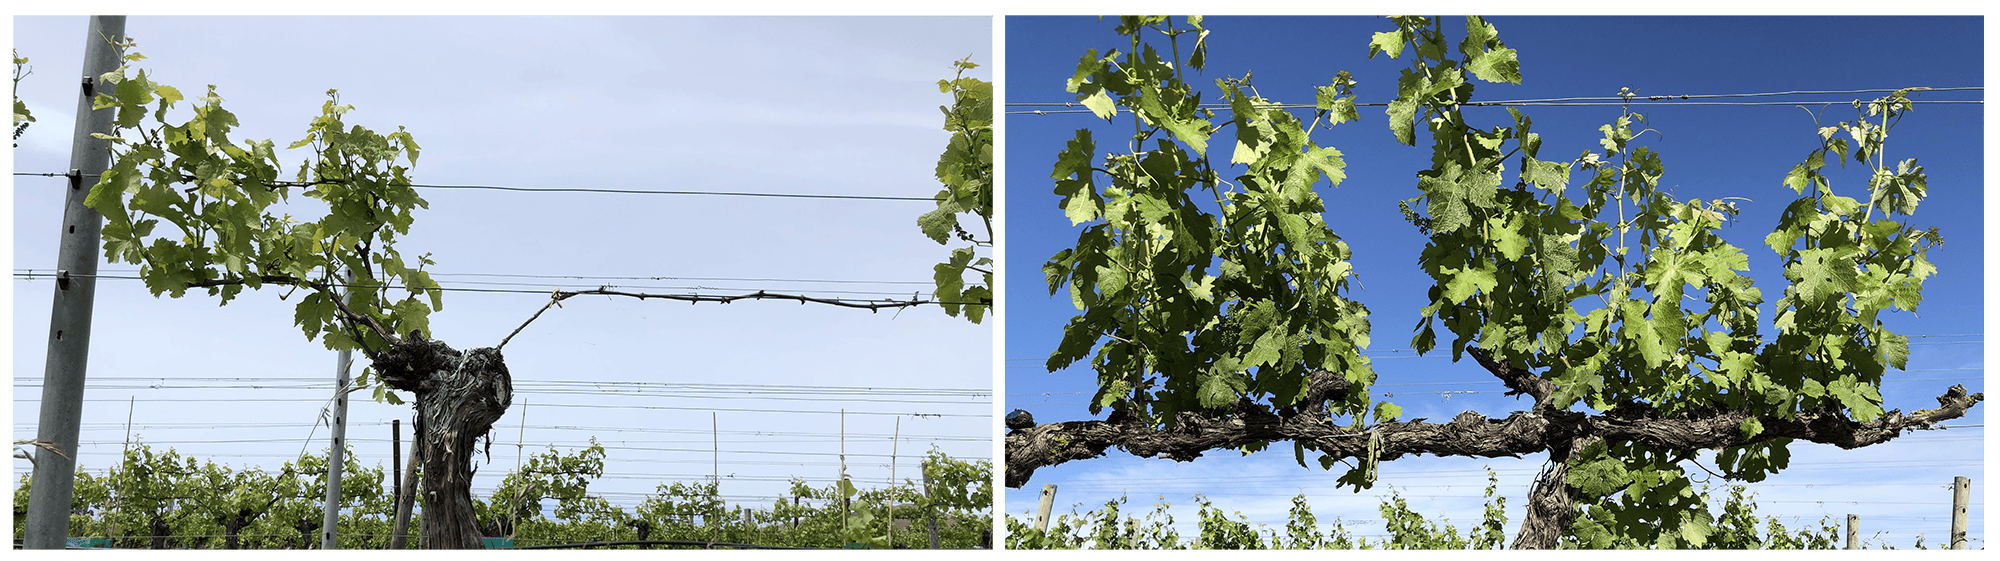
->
[374, 337, 512, 549]
[1003, 347, 1984, 548]
[1512, 435, 1596, 550]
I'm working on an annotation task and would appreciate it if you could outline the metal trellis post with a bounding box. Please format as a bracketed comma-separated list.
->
[320, 268, 353, 549]
[24, 14, 125, 551]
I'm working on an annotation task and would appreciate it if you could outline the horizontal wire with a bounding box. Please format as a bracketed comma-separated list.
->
[515, 379, 987, 394]
[36, 453, 944, 472]
[1009, 100, 1979, 115]
[42, 491, 853, 507]
[14, 385, 990, 403]
[10, 397, 985, 418]
[1449, 86, 1985, 103]
[1004, 339, 1980, 363]
[1010, 355, 1984, 369]
[527, 402, 985, 418]
[8, 173, 937, 201]
[18, 267, 935, 287]
[1007, 87, 1982, 108]
[51, 429, 988, 444]
[1007, 86, 1984, 114]
[41, 532, 852, 540]
[1031, 460, 1983, 484]
[1039, 489, 1979, 502]
[49, 423, 992, 442]
[12, 385, 992, 405]
[332, 277, 932, 297]
[1029, 487, 1983, 506]
[37, 389, 986, 402]
[35, 437, 971, 460]
[18, 376, 987, 396]
[14, 378, 986, 391]
[1042, 466, 1981, 488]
[408, 183, 933, 201]
[21, 456, 976, 476]
[435, 271, 931, 286]
[14, 272, 985, 306]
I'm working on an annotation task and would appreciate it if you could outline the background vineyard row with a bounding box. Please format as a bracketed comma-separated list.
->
[11, 442, 992, 549]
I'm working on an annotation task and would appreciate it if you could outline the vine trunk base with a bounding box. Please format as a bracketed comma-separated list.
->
[374, 337, 512, 549]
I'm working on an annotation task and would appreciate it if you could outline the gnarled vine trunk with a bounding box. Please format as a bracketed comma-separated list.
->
[374, 337, 512, 549]
[1003, 361, 1984, 549]
[1512, 435, 1595, 549]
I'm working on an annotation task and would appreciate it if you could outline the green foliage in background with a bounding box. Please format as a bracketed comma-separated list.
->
[10, 442, 393, 549]
[1005, 470, 1891, 550]
[14, 443, 991, 549]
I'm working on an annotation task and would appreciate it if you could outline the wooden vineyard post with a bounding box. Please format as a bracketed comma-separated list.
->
[1950, 476, 1970, 549]
[391, 419, 421, 549]
[923, 461, 938, 549]
[1034, 483, 1057, 532]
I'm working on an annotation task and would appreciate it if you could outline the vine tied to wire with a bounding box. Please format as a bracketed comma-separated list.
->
[495, 287, 973, 350]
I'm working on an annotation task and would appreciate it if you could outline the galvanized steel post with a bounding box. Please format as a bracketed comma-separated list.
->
[24, 14, 125, 550]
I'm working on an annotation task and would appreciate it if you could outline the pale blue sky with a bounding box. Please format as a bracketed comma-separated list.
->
[10, 15, 993, 526]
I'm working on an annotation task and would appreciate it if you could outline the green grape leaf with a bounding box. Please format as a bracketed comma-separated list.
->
[1080, 89, 1117, 120]
[1368, 29, 1406, 59]
[1677, 510, 1714, 547]
[1198, 370, 1246, 409]
[1876, 330, 1909, 370]
[1302, 145, 1348, 187]
[1567, 455, 1630, 497]
[1373, 401, 1401, 423]
[916, 206, 956, 244]
[1442, 264, 1496, 303]
[1386, 97, 1417, 146]
[1786, 248, 1857, 303]
[1466, 47, 1521, 84]
[1737, 417, 1763, 440]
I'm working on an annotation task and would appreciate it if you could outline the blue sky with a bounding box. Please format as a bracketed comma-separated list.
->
[1003, 16, 1983, 546]
[9, 15, 992, 528]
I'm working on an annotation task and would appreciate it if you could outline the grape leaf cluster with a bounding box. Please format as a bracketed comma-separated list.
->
[1376, 16, 1941, 546]
[82, 48, 441, 362]
[1041, 16, 1378, 443]
[920, 57, 994, 324]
